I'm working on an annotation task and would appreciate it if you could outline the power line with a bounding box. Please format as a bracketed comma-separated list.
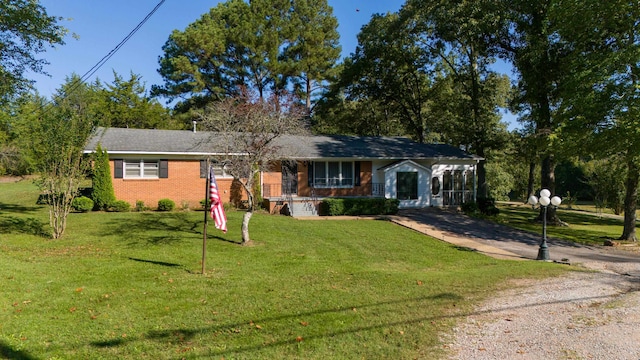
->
[51, 0, 167, 105]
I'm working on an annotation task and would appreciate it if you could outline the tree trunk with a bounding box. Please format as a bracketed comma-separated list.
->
[539, 153, 561, 224]
[241, 210, 252, 245]
[540, 153, 555, 195]
[469, 44, 487, 200]
[526, 161, 536, 201]
[619, 158, 638, 241]
[306, 76, 312, 116]
[240, 179, 255, 245]
[476, 160, 488, 199]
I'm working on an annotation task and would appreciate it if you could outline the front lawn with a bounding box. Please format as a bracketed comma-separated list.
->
[495, 202, 637, 246]
[1, 180, 567, 359]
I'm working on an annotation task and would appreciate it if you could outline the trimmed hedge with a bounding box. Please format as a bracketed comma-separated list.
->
[319, 198, 400, 216]
[135, 200, 149, 212]
[157, 198, 175, 212]
[71, 196, 94, 212]
[109, 200, 131, 212]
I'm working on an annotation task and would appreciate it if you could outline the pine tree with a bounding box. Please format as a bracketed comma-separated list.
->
[91, 144, 116, 210]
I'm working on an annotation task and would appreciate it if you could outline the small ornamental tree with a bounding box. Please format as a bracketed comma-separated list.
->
[27, 105, 94, 239]
[91, 144, 116, 210]
[199, 90, 308, 245]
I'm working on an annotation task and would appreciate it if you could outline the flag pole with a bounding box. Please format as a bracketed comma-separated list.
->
[202, 161, 210, 275]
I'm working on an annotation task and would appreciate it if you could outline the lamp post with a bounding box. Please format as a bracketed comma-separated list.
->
[528, 189, 562, 261]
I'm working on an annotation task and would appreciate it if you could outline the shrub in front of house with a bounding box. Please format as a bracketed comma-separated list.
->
[71, 196, 94, 212]
[320, 198, 344, 215]
[319, 198, 399, 216]
[157, 198, 175, 212]
[109, 200, 131, 212]
[135, 200, 149, 212]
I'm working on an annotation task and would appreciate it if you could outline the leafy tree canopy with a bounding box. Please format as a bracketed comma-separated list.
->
[0, 0, 67, 103]
[152, 0, 340, 115]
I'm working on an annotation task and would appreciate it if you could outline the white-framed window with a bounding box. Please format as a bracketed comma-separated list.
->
[199, 160, 233, 178]
[312, 161, 353, 187]
[124, 160, 159, 178]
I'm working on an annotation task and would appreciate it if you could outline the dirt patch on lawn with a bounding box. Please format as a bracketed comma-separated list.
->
[0, 175, 35, 183]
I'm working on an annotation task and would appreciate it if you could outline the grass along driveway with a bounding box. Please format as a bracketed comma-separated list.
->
[495, 202, 640, 247]
[1, 180, 567, 359]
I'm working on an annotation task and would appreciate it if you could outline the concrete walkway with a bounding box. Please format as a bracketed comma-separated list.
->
[388, 208, 640, 276]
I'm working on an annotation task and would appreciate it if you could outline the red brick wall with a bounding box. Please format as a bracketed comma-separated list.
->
[110, 159, 237, 209]
[262, 162, 283, 198]
[110, 159, 375, 209]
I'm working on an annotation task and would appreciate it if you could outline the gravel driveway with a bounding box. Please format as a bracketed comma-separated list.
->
[391, 209, 640, 359]
[446, 271, 640, 359]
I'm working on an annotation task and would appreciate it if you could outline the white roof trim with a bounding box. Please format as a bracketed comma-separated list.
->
[379, 159, 431, 173]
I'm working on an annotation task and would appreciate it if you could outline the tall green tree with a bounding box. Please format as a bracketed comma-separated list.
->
[244, 0, 289, 101]
[480, 0, 570, 222]
[2, 93, 49, 174]
[552, 0, 640, 240]
[332, 13, 441, 143]
[54, 72, 179, 130]
[0, 0, 66, 103]
[0, 101, 29, 175]
[313, 93, 405, 136]
[153, 0, 250, 111]
[152, 0, 340, 115]
[104, 72, 179, 129]
[54, 74, 106, 123]
[91, 144, 116, 210]
[402, 0, 512, 198]
[283, 0, 341, 114]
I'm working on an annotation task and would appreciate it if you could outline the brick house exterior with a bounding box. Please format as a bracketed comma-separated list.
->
[85, 127, 482, 214]
[108, 159, 239, 210]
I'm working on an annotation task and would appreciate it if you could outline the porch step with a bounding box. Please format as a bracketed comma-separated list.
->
[290, 200, 318, 217]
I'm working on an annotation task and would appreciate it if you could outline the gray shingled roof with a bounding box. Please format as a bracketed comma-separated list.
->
[85, 127, 482, 161]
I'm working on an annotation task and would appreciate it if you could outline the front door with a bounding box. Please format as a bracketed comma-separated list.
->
[281, 160, 298, 196]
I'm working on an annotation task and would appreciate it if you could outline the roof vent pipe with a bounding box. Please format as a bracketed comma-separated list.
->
[192, 120, 197, 133]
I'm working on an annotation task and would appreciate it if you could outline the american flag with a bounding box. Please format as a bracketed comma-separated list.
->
[209, 167, 227, 233]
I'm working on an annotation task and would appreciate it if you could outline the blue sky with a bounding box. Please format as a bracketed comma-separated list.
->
[32, 0, 516, 128]
[32, 0, 406, 97]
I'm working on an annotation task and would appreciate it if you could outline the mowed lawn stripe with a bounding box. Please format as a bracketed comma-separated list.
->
[1, 180, 567, 359]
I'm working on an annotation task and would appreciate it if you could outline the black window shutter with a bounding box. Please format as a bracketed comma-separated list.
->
[354, 161, 361, 186]
[200, 160, 207, 178]
[307, 161, 313, 187]
[114, 160, 123, 179]
[159, 160, 169, 178]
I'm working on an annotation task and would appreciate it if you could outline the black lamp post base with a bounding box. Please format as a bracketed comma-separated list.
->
[537, 244, 550, 261]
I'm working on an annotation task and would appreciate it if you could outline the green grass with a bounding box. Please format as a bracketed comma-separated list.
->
[1, 180, 567, 359]
[495, 202, 636, 245]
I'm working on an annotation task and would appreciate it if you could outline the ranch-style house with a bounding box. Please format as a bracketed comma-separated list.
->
[84, 127, 482, 216]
